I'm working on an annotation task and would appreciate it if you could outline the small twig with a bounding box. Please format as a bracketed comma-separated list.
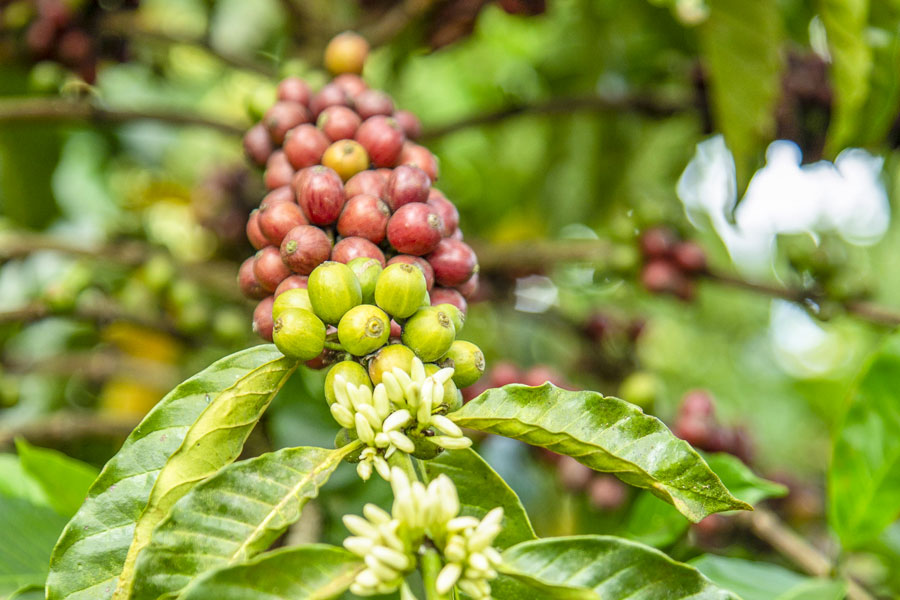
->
[470, 239, 614, 273]
[0, 412, 139, 449]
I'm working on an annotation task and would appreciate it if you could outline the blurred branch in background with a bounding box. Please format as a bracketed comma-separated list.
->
[1, 350, 180, 390]
[0, 412, 139, 450]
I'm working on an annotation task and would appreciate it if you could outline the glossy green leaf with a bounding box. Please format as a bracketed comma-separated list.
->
[622, 492, 689, 548]
[690, 554, 846, 600]
[0, 497, 69, 596]
[422, 448, 536, 549]
[450, 384, 751, 521]
[15, 439, 99, 518]
[829, 335, 900, 548]
[0, 454, 50, 506]
[176, 545, 363, 600]
[130, 444, 359, 600]
[703, 452, 787, 506]
[8, 584, 46, 600]
[46, 345, 294, 600]
[699, 0, 783, 186]
[500, 535, 738, 599]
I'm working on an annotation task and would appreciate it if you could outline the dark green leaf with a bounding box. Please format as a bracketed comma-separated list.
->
[450, 384, 751, 521]
[15, 439, 99, 518]
[690, 554, 845, 600]
[703, 452, 787, 506]
[131, 444, 359, 600]
[46, 345, 294, 600]
[500, 535, 739, 599]
[0, 497, 69, 596]
[621, 492, 689, 548]
[176, 545, 363, 600]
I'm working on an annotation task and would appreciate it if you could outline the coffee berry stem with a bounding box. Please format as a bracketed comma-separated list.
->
[323, 340, 346, 351]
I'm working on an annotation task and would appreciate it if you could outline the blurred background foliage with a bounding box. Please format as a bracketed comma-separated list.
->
[2, 0, 900, 597]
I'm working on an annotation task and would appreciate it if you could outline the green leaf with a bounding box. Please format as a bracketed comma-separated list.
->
[450, 384, 751, 521]
[0, 455, 50, 506]
[698, 0, 783, 186]
[821, 0, 873, 153]
[15, 439, 99, 518]
[130, 444, 359, 600]
[8, 584, 46, 600]
[690, 554, 846, 600]
[0, 497, 69, 596]
[853, 4, 900, 145]
[829, 335, 900, 548]
[500, 535, 739, 599]
[46, 345, 294, 600]
[175, 545, 363, 600]
[621, 492, 689, 548]
[422, 448, 536, 549]
[703, 452, 787, 506]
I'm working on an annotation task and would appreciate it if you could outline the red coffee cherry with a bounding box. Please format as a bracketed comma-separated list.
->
[673, 241, 707, 273]
[387, 202, 443, 256]
[238, 257, 268, 299]
[264, 101, 311, 145]
[280, 225, 333, 274]
[388, 255, 435, 291]
[491, 362, 522, 387]
[430, 287, 467, 315]
[297, 166, 346, 225]
[588, 476, 627, 511]
[522, 365, 565, 387]
[337, 194, 390, 243]
[260, 186, 294, 209]
[558, 456, 592, 492]
[243, 123, 273, 167]
[426, 189, 459, 237]
[641, 259, 686, 296]
[332, 236, 386, 266]
[390, 319, 402, 338]
[317, 105, 362, 141]
[275, 274, 309, 297]
[345, 170, 387, 199]
[387, 165, 431, 211]
[310, 83, 350, 117]
[427, 238, 477, 287]
[283, 124, 330, 169]
[253, 295, 276, 341]
[246, 210, 269, 250]
[456, 272, 479, 299]
[59, 29, 93, 67]
[332, 73, 368, 98]
[680, 390, 716, 418]
[277, 77, 311, 105]
[354, 89, 394, 120]
[640, 227, 678, 259]
[398, 142, 439, 181]
[253, 246, 291, 292]
[355, 116, 405, 168]
[393, 110, 422, 140]
[264, 150, 296, 190]
[258, 200, 308, 246]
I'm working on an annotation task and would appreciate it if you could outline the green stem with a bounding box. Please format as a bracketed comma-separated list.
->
[421, 547, 450, 600]
[323, 341, 345, 351]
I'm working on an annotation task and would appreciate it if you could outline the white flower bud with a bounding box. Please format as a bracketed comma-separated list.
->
[391, 367, 412, 391]
[374, 432, 391, 448]
[365, 553, 400, 581]
[329, 403, 355, 428]
[355, 413, 376, 445]
[372, 545, 412, 571]
[432, 367, 454, 385]
[357, 459, 373, 481]
[436, 562, 462, 595]
[382, 409, 412, 432]
[363, 504, 392, 525]
[373, 455, 392, 480]
[382, 372, 405, 405]
[373, 384, 391, 419]
[411, 357, 426, 382]
[357, 403, 382, 430]
[430, 415, 463, 438]
[344, 514, 379, 538]
[447, 516, 480, 532]
[430, 435, 472, 450]
[333, 375, 351, 408]
[343, 536, 374, 556]
[388, 431, 416, 454]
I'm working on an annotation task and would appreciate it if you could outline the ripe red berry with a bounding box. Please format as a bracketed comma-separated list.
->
[387, 202, 443, 256]
[673, 241, 707, 273]
[296, 166, 345, 225]
[280, 225, 332, 274]
[355, 116, 405, 168]
[387, 165, 431, 211]
[456, 272, 479, 299]
[354, 89, 394, 120]
[680, 390, 716, 418]
[264, 150, 296, 190]
[277, 77, 311, 105]
[258, 200, 308, 246]
[388, 255, 435, 291]
[275, 274, 309, 297]
[260, 186, 294, 209]
[337, 194, 390, 243]
[390, 319, 402, 338]
[393, 110, 422, 140]
[238, 257, 268, 299]
[253, 246, 291, 292]
[246, 210, 269, 250]
[332, 73, 368, 98]
[317, 105, 362, 141]
[426, 189, 459, 237]
[641, 259, 686, 296]
[427, 238, 477, 287]
[243, 123, 273, 167]
[332, 236, 386, 266]
[310, 83, 350, 117]
[673, 415, 711, 448]
[264, 101, 311, 145]
[640, 227, 678, 259]
[344, 170, 387, 199]
[430, 287, 467, 314]
[283, 124, 330, 169]
[253, 296, 276, 341]
[398, 142, 439, 181]
[588, 476, 627, 511]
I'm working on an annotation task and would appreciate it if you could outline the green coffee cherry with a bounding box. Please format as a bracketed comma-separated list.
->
[440, 340, 485, 388]
[325, 360, 373, 405]
[334, 428, 364, 462]
[374, 263, 426, 319]
[435, 303, 464, 332]
[367, 343, 416, 385]
[338, 304, 390, 356]
[347, 257, 382, 304]
[619, 371, 661, 411]
[401, 306, 456, 362]
[410, 435, 443, 460]
[308, 261, 362, 324]
[272, 288, 313, 321]
[273, 308, 326, 360]
[425, 363, 461, 412]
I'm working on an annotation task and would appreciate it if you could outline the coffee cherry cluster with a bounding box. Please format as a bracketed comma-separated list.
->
[639, 227, 707, 301]
[672, 389, 753, 463]
[239, 32, 479, 348]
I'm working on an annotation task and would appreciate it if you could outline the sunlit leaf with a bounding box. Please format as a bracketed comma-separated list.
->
[15, 439, 99, 518]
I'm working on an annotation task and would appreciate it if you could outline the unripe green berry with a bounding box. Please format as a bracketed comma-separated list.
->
[425, 363, 461, 412]
[334, 427, 364, 462]
[401, 306, 456, 362]
[308, 261, 362, 324]
[374, 263, 427, 319]
[273, 308, 327, 360]
[325, 360, 373, 405]
[347, 257, 382, 304]
[440, 340, 485, 388]
[434, 303, 464, 332]
[272, 288, 313, 321]
[338, 304, 390, 356]
[367, 344, 416, 385]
